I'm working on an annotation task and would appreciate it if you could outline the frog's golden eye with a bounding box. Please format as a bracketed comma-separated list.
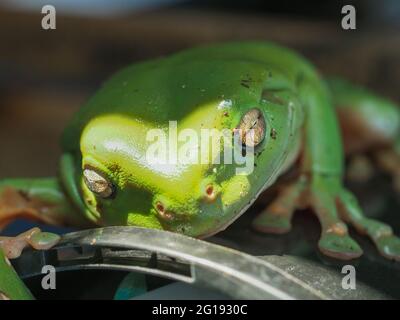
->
[83, 168, 114, 199]
[236, 108, 266, 147]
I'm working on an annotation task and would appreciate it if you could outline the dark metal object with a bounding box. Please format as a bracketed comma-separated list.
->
[12, 226, 325, 299]
[12, 226, 389, 299]
[259, 255, 390, 300]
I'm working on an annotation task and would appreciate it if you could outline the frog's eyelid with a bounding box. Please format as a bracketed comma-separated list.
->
[83, 168, 115, 199]
[236, 108, 266, 147]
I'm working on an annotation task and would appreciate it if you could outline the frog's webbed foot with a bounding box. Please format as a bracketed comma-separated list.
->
[337, 190, 400, 261]
[374, 148, 400, 193]
[253, 173, 400, 260]
[0, 227, 60, 259]
[306, 176, 364, 260]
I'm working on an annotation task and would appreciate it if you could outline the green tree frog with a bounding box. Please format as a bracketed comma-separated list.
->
[1, 42, 400, 299]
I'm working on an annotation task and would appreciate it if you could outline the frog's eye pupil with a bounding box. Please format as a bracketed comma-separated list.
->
[237, 108, 266, 147]
[83, 168, 114, 199]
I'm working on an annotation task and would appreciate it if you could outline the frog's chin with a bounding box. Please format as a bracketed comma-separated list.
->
[194, 201, 256, 240]
[195, 174, 281, 240]
[195, 210, 248, 239]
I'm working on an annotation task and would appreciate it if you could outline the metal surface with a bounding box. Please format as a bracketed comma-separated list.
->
[12, 226, 328, 300]
[12, 226, 390, 300]
[260, 255, 390, 300]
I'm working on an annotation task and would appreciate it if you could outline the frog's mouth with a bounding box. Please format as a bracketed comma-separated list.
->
[195, 174, 280, 240]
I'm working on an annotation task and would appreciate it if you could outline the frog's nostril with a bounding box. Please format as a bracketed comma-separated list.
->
[155, 201, 174, 220]
[204, 184, 217, 202]
[156, 202, 165, 214]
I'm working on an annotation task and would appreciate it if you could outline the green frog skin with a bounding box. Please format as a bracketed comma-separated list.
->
[1, 42, 400, 299]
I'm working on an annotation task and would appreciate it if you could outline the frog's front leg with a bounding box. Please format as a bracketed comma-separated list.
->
[0, 176, 92, 257]
[1, 179, 61, 226]
[0, 178, 67, 261]
[309, 175, 365, 259]
[0, 177, 86, 299]
[254, 167, 400, 261]
[253, 174, 365, 260]
[309, 80, 400, 260]
[337, 189, 400, 260]
[253, 78, 400, 261]
[311, 174, 400, 260]
[0, 228, 59, 300]
[0, 175, 90, 230]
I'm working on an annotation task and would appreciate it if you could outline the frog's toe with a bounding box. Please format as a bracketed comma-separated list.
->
[0, 228, 60, 259]
[29, 231, 60, 251]
[338, 188, 400, 261]
[318, 233, 363, 260]
[252, 179, 306, 235]
[375, 235, 400, 261]
[0, 228, 39, 259]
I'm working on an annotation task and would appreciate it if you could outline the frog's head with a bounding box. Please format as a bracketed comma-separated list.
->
[62, 60, 300, 237]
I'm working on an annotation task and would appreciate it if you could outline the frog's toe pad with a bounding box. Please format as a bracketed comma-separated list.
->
[29, 232, 60, 251]
[318, 234, 363, 260]
[252, 213, 291, 234]
[0, 228, 60, 259]
[375, 235, 400, 261]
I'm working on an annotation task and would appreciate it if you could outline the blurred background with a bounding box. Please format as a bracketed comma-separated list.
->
[0, 0, 400, 298]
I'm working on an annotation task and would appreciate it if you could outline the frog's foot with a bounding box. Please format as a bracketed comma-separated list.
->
[337, 189, 400, 261]
[0, 185, 64, 231]
[374, 148, 400, 193]
[253, 175, 363, 260]
[252, 177, 307, 234]
[0, 187, 38, 230]
[309, 184, 363, 260]
[0, 227, 60, 259]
